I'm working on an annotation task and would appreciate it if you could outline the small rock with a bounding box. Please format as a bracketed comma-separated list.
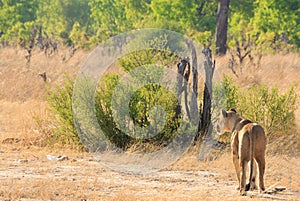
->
[2, 137, 22, 144]
[47, 154, 69, 161]
[57, 155, 69, 161]
[18, 159, 28, 163]
[274, 187, 286, 192]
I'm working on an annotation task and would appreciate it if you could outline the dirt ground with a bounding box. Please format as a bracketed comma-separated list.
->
[0, 47, 300, 200]
[0, 142, 299, 201]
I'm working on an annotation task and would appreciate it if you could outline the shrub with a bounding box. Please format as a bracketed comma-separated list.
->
[38, 70, 181, 151]
[214, 76, 297, 145]
[94, 73, 134, 150]
[95, 68, 181, 151]
[37, 71, 297, 154]
[34, 76, 84, 149]
[36, 35, 182, 151]
[47, 78, 82, 147]
[212, 76, 239, 123]
[238, 84, 297, 138]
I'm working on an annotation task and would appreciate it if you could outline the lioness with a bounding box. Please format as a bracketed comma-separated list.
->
[216, 109, 266, 196]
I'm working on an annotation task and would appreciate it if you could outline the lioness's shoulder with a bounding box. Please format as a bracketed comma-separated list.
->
[235, 119, 252, 131]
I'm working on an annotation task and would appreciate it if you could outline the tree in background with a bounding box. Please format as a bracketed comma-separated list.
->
[89, 0, 129, 43]
[0, 0, 38, 44]
[228, 0, 300, 51]
[150, 0, 198, 32]
[250, 0, 299, 50]
[36, 0, 90, 45]
[216, 0, 230, 55]
[36, 0, 64, 38]
[0, 0, 299, 51]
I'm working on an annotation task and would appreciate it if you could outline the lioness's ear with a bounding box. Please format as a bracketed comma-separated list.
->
[222, 109, 227, 117]
[230, 108, 237, 113]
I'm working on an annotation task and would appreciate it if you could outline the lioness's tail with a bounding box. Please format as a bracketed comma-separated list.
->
[246, 125, 255, 191]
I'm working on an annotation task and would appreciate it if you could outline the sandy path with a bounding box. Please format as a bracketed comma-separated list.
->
[0, 145, 299, 201]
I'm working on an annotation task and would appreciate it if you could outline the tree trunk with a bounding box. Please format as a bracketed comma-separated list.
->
[193, 48, 215, 143]
[198, 48, 216, 160]
[216, 0, 230, 56]
[177, 58, 191, 120]
[200, 48, 215, 134]
[186, 40, 198, 125]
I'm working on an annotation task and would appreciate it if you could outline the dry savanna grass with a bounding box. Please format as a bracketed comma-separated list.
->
[0, 47, 300, 200]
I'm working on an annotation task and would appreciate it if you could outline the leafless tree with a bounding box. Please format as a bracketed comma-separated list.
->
[38, 72, 47, 82]
[177, 57, 191, 120]
[25, 47, 32, 64]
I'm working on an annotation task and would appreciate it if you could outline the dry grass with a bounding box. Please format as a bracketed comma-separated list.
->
[0, 143, 299, 200]
[215, 52, 300, 152]
[0, 47, 300, 200]
[0, 46, 86, 102]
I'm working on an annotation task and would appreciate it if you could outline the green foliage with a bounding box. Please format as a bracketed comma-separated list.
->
[118, 34, 177, 72]
[36, 0, 90, 44]
[95, 71, 181, 149]
[229, 0, 300, 50]
[0, 0, 299, 50]
[214, 76, 297, 139]
[194, 0, 218, 32]
[238, 85, 297, 137]
[69, 22, 89, 48]
[46, 77, 82, 148]
[35, 0, 65, 37]
[195, 31, 213, 46]
[0, 0, 38, 43]
[150, 0, 198, 31]
[221, 76, 239, 110]
[89, 0, 129, 43]
[129, 83, 180, 142]
[95, 74, 134, 149]
[35, 36, 182, 151]
[41, 70, 181, 150]
[212, 76, 239, 122]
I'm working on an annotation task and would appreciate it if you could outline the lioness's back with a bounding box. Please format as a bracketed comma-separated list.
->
[251, 124, 266, 156]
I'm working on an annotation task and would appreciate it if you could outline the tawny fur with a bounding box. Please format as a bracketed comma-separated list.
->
[217, 109, 266, 196]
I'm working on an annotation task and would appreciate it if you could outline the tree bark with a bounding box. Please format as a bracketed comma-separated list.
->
[198, 48, 216, 161]
[177, 58, 191, 120]
[186, 40, 198, 125]
[216, 0, 230, 56]
[195, 48, 215, 144]
[201, 48, 215, 133]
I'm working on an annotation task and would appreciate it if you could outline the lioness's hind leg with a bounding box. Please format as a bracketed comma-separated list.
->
[232, 154, 240, 190]
[239, 160, 248, 196]
[246, 161, 258, 191]
[245, 173, 257, 191]
[256, 156, 265, 192]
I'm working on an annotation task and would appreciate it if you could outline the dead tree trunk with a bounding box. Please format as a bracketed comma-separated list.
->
[200, 48, 215, 135]
[177, 58, 191, 120]
[193, 48, 215, 142]
[216, 0, 230, 55]
[198, 48, 216, 160]
[186, 40, 199, 126]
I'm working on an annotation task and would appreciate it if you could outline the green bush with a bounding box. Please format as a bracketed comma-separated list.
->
[95, 69, 181, 151]
[94, 73, 134, 150]
[238, 84, 297, 138]
[214, 76, 297, 143]
[39, 70, 181, 151]
[36, 35, 182, 151]
[118, 34, 177, 72]
[35, 76, 83, 149]
[37, 72, 297, 153]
